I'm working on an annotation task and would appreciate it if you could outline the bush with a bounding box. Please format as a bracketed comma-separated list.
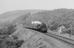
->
[48, 21, 60, 31]
[0, 36, 24, 48]
[0, 24, 16, 35]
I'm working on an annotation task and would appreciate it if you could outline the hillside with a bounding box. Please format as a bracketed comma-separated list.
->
[0, 9, 74, 48]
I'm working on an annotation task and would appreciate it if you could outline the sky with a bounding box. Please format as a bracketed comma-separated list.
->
[0, 0, 74, 14]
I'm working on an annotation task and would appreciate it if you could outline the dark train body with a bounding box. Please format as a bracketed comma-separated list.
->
[25, 21, 48, 33]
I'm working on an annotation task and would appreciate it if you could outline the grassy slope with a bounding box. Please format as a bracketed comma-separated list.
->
[0, 8, 74, 25]
[0, 9, 74, 48]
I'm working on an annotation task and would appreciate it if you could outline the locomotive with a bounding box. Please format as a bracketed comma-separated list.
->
[25, 21, 48, 33]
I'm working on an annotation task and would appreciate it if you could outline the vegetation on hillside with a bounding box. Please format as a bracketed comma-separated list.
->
[0, 9, 74, 48]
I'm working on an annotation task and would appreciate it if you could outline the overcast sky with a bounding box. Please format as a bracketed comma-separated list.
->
[0, 0, 74, 14]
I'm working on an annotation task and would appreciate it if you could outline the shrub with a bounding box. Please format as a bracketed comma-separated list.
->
[0, 24, 16, 35]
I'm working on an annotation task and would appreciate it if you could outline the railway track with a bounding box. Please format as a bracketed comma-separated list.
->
[25, 27, 74, 45]
[45, 31, 74, 45]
